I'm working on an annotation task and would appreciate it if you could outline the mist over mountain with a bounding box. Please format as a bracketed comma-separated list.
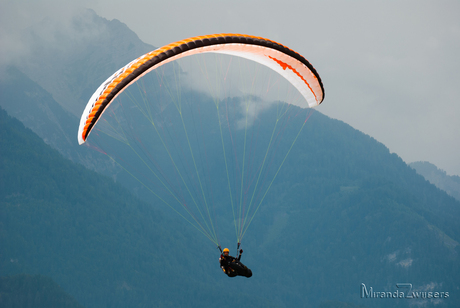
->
[1, 9, 155, 172]
[410, 161, 460, 201]
[1, 9, 459, 308]
[10, 9, 154, 117]
[0, 66, 108, 172]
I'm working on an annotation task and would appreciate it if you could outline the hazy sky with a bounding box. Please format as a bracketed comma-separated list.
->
[2, 0, 459, 175]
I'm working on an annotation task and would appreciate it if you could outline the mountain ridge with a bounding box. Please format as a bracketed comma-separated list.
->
[410, 161, 460, 201]
[1, 9, 459, 308]
[2, 102, 459, 307]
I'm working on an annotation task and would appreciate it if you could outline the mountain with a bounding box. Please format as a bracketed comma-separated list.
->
[0, 8, 156, 173]
[1, 9, 460, 308]
[410, 161, 460, 201]
[2, 103, 459, 308]
[244, 111, 460, 307]
[0, 107, 277, 307]
[0, 274, 85, 308]
[0, 66, 115, 174]
[12, 9, 155, 117]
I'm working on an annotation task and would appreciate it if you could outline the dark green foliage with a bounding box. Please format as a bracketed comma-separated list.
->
[0, 274, 84, 308]
[0, 108, 278, 307]
[1, 102, 459, 308]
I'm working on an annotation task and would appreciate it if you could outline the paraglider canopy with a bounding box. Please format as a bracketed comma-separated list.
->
[78, 33, 324, 145]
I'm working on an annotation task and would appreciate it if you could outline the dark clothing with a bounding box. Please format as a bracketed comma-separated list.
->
[219, 254, 241, 277]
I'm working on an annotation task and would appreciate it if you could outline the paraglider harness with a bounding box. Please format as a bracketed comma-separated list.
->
[218, 243, 252, 278]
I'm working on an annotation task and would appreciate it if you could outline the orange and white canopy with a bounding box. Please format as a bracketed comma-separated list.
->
[78, 33, 325, 145]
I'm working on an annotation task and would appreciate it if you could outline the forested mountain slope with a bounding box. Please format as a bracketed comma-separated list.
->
[2, 106, 459, 307]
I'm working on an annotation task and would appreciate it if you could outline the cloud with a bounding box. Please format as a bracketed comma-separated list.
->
[0, 0, 95, 67]
[3, 0, 460, 175]
[87, 0, 460, 175]
[234, 97, 277, 130]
